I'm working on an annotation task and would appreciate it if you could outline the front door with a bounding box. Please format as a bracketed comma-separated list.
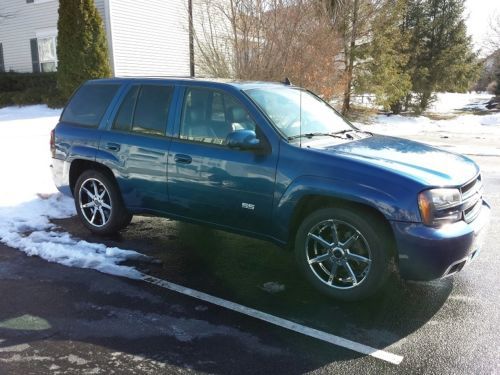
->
[167, 87, 278, 234]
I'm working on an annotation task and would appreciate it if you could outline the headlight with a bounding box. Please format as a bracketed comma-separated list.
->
[418, 188, 462, 226]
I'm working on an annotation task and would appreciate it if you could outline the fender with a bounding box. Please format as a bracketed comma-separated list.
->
[54, 146, 100, 196]
[63, 148, 119, 195]
[94, 148, 121, 169]
[272, 175, 420, 242]
[66, 145, 99, 163]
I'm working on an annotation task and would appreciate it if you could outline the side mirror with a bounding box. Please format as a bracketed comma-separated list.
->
[226, 130, 262, 150]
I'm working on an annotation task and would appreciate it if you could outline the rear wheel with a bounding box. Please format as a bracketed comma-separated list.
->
[74, 170, 132, 235]
[295, 207, 391, 301]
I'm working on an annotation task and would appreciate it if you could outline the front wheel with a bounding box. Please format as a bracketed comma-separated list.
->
[295, 207, 391, 301]
[74, 170, 132, 235]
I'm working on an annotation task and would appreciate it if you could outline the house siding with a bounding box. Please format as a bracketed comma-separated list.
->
[108, 0, 191, 76]
[0, 0, 208, 77]
[0, 0, 59, 72]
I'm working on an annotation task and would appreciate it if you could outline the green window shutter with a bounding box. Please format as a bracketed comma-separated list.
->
[30, 38, 40, 73]
[0, 43, 4, 72]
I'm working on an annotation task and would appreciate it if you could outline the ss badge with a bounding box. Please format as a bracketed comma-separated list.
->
[241, 202, 255, 210]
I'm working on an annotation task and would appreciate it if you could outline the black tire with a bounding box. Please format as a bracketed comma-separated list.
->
[74, 170, 132, 235]
[294, 207, 391, 301]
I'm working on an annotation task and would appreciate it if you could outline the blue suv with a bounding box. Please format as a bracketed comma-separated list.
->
[51, 78, 490, 300]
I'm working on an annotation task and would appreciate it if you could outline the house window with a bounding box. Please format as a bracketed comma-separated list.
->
[27, 0, 57, 4]
[38, 36, 57, 72]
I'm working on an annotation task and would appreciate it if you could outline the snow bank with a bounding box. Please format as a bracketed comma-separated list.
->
[428, 92, 491, 114]
[0, 105, 149, 279]
[350, 92, 492, 114]
[356, 112, 500, 137]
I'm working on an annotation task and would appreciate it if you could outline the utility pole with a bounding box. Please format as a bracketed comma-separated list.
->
[188, 0, 195, 77]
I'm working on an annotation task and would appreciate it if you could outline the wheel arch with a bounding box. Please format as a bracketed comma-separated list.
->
[288, 194, 396, 255]
[69, 159, 117, 196]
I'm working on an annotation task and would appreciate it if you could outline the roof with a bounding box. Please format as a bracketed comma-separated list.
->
[86, 76, 293, 90]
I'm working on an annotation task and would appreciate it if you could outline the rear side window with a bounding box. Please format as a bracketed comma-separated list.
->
[113, 86, 139, 131]
[61, 84, 120, 127]
[112, 85, 173, 136]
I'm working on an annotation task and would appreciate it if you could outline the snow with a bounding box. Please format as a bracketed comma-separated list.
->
[354, 92, 500, 156]
[0, 105, 149, 279]
[350, 91, 492, 114]
[357, 112, 500, 137]
[427, 92, 492, 114]
[349, 94, 378, 109]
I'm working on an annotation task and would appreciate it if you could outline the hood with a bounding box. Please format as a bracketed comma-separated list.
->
[308, 135, 479, 187]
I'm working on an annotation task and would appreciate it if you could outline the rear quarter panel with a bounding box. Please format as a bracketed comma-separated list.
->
[52, 81, 127, 195]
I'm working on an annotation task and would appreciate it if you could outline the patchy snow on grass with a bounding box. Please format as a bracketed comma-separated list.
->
[0, 105, 149, 279]
[349, 94, 379, 109]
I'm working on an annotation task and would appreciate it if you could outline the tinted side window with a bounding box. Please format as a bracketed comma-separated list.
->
[113, 86, 139, 132]
[180, 88, 256, 145]
[133, 85, 173, 136]
[112, 85, 173, 136]
[61, 84, 120, 127]
[211, 92, 225, 121]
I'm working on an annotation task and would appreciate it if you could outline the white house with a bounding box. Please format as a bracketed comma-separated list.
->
[0, 0, 197, 76]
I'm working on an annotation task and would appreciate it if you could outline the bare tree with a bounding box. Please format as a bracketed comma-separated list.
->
[321, 0, 347, 24]
[483, 12, 500, 54]
[192, 0, 344, 99]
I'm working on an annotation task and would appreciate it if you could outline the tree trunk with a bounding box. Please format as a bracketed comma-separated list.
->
[341, 0, 359, 115]
[390, 101, 402, 114]
[418, 91, 431, 114]
[403, 93, 411, 112]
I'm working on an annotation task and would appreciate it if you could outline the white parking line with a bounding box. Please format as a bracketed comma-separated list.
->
[141, 274, 403, 365]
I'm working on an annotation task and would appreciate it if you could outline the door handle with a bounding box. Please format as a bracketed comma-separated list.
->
[174, 154, 192, 164]
[105, 142, 121, 152]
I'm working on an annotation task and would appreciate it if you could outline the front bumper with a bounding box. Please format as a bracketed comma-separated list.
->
[391, 201, 490, 281]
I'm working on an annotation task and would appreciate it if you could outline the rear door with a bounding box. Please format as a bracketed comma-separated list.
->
[97, 82, 176, 212]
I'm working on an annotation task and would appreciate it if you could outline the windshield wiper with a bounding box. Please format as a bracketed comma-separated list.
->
[331, 129, 355, 135]
[331, 129, 374, 139]
[287, 132, 347, 141]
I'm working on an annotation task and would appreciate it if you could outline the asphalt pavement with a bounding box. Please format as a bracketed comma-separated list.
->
[0, 154, 499, 374]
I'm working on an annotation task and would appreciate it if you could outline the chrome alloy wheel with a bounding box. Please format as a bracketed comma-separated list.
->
[305, 219, 372, 289]
[78, 178, 112, 228]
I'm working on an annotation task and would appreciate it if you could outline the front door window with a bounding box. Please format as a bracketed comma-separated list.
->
[180, 87, 256, 145]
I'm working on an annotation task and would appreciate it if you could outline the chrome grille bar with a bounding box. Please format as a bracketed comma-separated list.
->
[461, 174, 483, 223]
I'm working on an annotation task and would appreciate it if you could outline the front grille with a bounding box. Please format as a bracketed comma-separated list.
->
[447, 259, 466, 276]
[461, 174, 483, 223]
[464, 199, 482, 222]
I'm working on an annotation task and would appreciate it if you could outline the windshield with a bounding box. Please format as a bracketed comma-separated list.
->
[245, 87, 354, 139]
